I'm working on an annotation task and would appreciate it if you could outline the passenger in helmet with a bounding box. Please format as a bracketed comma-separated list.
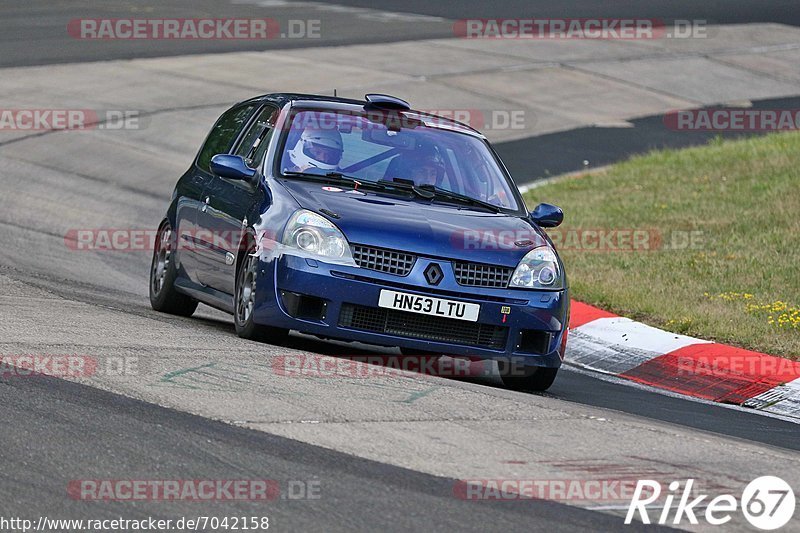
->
[287, 127, 344, 172]
[386, 144, 445, 187]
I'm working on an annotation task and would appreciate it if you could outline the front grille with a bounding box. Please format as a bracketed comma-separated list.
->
[330, 271, 527, 303]
[453, 261, 513, 288]
[352, 245, 416, 276]
[339, 303, 508, 349]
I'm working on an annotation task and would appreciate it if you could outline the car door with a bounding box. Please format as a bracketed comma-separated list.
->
[195, 105, 278, 294]
[178, 104, 257, 284]
[173, 167, 213, 284]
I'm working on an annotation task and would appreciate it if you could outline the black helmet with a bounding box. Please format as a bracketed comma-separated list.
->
[394, 144, 445, 186]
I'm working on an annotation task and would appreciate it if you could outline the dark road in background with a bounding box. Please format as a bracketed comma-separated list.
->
[2, 0, 799, 67]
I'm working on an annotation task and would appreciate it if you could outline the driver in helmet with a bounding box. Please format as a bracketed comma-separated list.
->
[390, 144, 445, 188]
[286, 127, 344, 173]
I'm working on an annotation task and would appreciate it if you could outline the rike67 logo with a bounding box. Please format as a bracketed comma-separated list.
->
[626, 476, 795, 530]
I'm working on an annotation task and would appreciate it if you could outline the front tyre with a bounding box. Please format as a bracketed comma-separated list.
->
[234, 247, 289, 344]
[498, 362, 558, 392]
[149, 221, 198, 316]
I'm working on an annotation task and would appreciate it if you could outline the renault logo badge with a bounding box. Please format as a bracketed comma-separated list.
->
[424, 263, 444, 285]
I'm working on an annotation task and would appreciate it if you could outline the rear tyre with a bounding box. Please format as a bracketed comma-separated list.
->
[149, 221, 198, 317]
[234, 246, 289, 344]
[498, 362, 558, 392]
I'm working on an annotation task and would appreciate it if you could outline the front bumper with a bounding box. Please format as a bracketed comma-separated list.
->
[252, 253, 569, 368]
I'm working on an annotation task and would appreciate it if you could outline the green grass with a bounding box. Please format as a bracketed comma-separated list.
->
[524, 132, 800, 359]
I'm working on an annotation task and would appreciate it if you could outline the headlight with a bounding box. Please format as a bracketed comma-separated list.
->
[281, 209, 355, 263]
[509, 246, 563, 289]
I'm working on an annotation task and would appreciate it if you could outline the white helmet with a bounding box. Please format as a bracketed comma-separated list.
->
[289, 128, 343, 171]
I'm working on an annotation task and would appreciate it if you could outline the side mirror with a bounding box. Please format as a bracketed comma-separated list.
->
[210, 154, 257, 181]
[530, 203, 564, 228]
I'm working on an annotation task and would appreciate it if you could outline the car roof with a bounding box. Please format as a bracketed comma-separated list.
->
[239, 92, 484, 138]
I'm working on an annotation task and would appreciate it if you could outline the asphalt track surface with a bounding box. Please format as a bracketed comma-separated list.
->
[2, 1, 800, 531]
[0, 0, 451, 68]
[3, 0, 800, 67]
[2, 374, 649, 533]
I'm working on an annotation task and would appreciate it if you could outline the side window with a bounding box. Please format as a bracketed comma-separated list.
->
[196, 105, 256, 173]
[234, 106, 278, 168]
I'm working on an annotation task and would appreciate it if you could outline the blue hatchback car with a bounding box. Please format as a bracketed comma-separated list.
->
[150, 93, 569, 391]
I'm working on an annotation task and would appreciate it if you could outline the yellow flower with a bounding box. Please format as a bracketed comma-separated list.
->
[716, 294, 799, 329]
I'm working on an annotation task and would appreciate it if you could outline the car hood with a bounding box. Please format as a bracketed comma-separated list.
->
[279, 179, 548, 267]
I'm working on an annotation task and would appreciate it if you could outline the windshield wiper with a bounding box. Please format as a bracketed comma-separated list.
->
[282, 172, 498, 212]
[376, 179, 435, 199]
[283, 170, 360, 186]
[283, 171, 395, 194]
[418, 185, 502, 213]
[323, 171, 364, 183]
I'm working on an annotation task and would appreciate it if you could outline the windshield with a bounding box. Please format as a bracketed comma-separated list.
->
[277, 108, 520, 211]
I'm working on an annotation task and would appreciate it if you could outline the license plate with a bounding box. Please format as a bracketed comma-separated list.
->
[378, 290, 480, 322]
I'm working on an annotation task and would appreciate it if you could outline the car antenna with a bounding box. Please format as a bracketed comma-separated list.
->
[334, 88, 338, 97]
